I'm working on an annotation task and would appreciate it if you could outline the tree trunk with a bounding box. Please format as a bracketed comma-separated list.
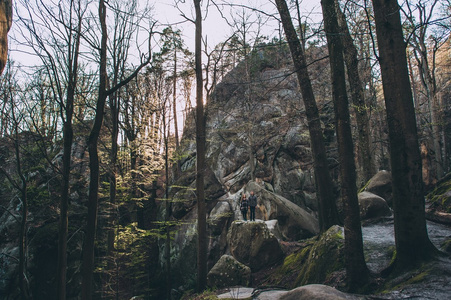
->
[371, 0, 437, 271]
[81, 1, 108, 299]
[321, 0, 369, 289]
[335, 2, 374, 184]
[193, 0, 207, 292]
[107, 91, 119, 294]
[164, 117, 172, 300]
[275, 0, 340, 232]
[16, 139, 29, 300]
[56, 9, 82, 298]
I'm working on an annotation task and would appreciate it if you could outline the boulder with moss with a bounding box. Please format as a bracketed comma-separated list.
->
[268, 225, 344, 288]
[227, 220, 284, 271]
[426, 173, 451, 224]
[207, 255, 251, 288]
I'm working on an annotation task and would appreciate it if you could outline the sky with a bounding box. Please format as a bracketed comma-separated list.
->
[152, 0, 322, 51]
[9, 0, 322, 67]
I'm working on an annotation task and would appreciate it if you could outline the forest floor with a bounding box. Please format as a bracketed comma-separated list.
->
[215, 218, 451, 299]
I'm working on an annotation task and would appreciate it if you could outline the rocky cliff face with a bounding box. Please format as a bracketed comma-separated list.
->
[180, 46, 334, 209]
[162, 46, 335, 291]
[0, 0, 12, 74]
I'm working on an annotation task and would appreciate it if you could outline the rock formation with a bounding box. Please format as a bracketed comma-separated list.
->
[0, 0, 12, 74]
[358, 191, 392, 220]
[364, 170, 393, 206]
[207, 255, 251, 288]
[227, 220, 284, 271]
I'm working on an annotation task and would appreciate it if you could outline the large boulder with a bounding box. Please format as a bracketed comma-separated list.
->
[296, 226, 344, 286]
[268, 225, 345, 288]
[279, 284, 361, 300]
[227, 221, 284, 271]
[365, 170, 392, 206]
[207, 255, 251, 288]
[358, 191, 392, 220]
[244, 181, 319, 240]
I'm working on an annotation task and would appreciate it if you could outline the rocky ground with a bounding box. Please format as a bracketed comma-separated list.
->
[212, 218, 451, 300]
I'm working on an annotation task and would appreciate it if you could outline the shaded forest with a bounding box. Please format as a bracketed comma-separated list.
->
[1, 0, 451, 299]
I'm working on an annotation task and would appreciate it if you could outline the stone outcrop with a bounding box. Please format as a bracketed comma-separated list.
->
[244, 181, 319, 240]
[365, 170, 392, 206]
[227, 221, 284, 271]
[207, 255, 251, 288]
[0, 0, 12, 74]
[159, 47, 328, 290]
[270, 225, 345, 288]
[358, 191, 392, 220]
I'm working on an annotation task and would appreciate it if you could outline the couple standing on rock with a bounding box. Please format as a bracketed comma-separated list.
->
[240, 191, 257, 221]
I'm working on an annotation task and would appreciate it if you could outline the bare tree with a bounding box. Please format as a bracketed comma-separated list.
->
[371, 0, 438, 273]
[0, 63, 30, 300]
[275, 0, 340, 232]
[335, 1, 375, 184]
[402, 0, 451, 180]
[81, 1, 152, 298]
[321, 0, 369, 289]
[15, 1, 87, 297]
[193, 0, 207, 292]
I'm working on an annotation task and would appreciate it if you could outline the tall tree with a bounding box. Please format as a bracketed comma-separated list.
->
[81, 1, 151, 298]
[402, 0, 450, 180]
[371, 0, 437, 272]
[0, 64, 30, 300]
[275, 0, 340, 232]
[321, 0, 369, 289]
[335, 1, 375, 183]
[16, 1, 86, 297]
[104, 1, 150, 295]
[193, 0, 207, 292]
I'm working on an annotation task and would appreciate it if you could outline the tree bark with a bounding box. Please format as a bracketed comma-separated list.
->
[335, 2, 375, 183]
[371, 0, 437, 271]
[275, 0, 340, 232]
[193, 0, 207, 292]
[321, 0, 369, 289]
[56, 5, 82, 298]
[81, 1, 108, 298]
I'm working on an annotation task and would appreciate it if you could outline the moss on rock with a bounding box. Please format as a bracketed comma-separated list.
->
[296, 225, 345, 286]
[267, 225, 345, 289]
[426, 173, 451, 213]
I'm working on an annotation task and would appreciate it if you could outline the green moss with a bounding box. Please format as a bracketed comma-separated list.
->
[295, 225, 345, 286]
[441, 238, 451, 253]
[405, 270, 429, 285]
[426, 174, 451, 212]
[358, 178, 371, 193]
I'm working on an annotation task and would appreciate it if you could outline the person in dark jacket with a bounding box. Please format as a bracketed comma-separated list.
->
[248, 191, 257, 221]
[240, 193, 248, 221]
